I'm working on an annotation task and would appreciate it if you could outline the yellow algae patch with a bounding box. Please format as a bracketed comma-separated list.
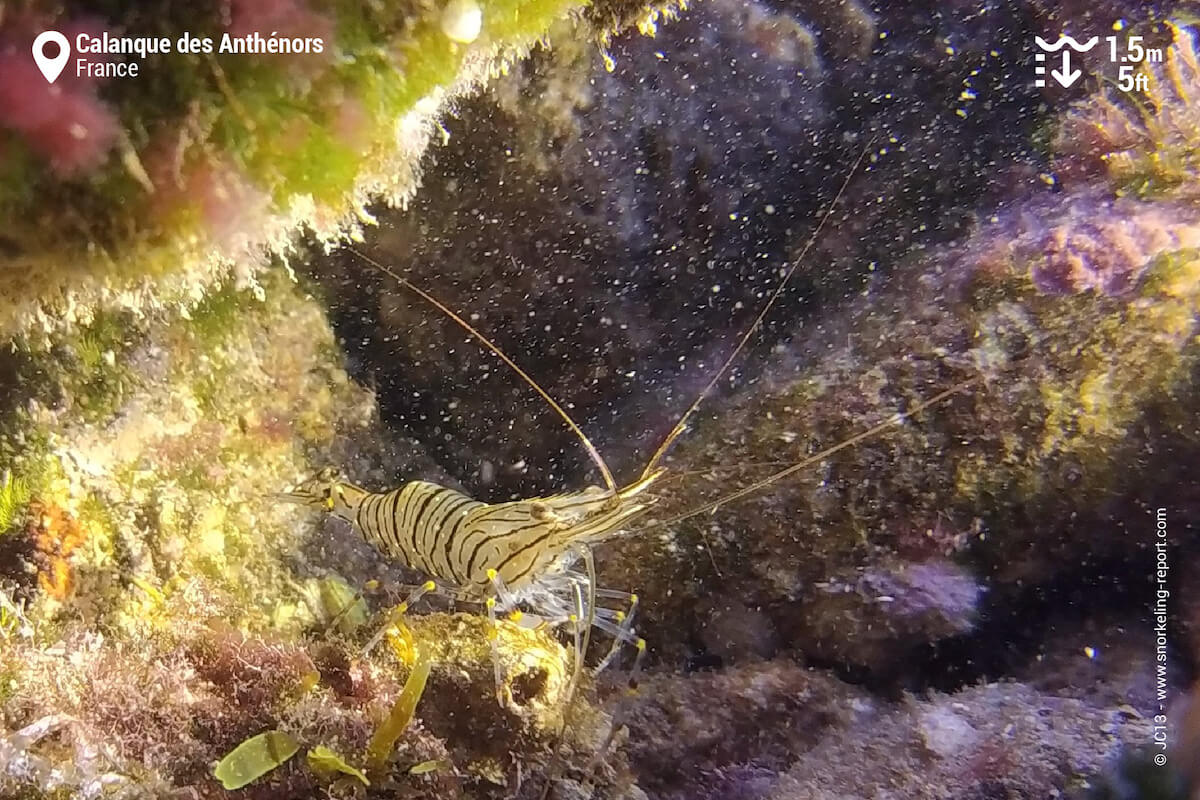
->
[366, 649, 433, 770]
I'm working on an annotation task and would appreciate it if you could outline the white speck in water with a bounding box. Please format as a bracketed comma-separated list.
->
[441, 0, 483, 43]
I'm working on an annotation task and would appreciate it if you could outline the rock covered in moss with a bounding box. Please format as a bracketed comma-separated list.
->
[0, 264, 638, 798]
[617, 611, 1161, 800]
[608, 177, 1200, 672]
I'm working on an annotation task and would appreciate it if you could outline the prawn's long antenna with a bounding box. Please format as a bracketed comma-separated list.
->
[346, 247, 618, 495]
[639, 138, 876, 481]
[634, 375, 981, 532]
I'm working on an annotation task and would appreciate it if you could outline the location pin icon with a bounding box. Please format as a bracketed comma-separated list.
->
[32, 31, 70, 84]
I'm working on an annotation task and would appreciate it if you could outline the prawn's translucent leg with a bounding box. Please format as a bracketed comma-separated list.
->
[537, 571, 592, 800]
[582, 635, 647, 795]
[594, 593, 639, 676]
[486, 568, 514, 706]
[567, 578, 586, 699]
[364, 579, 438, 655]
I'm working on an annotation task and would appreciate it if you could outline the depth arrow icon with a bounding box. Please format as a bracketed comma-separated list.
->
[1052, 50, 1081, 87]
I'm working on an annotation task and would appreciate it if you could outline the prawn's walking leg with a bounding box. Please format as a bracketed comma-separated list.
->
[365, 579, 438, 655]
[486, 568, 523, 705]
[593, 592, 640, 676]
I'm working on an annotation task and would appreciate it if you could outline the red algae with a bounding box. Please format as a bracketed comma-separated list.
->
[0, 17, 120, 177]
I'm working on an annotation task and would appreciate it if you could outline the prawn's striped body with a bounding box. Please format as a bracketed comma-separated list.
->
[285, 472, 660, 603]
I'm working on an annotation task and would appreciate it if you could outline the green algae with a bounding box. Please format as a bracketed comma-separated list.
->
[0, 471, 29, 536]
[213, 729, 301, 790]
[317, 574, 369, 635]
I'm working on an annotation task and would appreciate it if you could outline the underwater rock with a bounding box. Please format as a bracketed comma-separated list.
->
[965, 191, 1200, 296]
[619, 661, 868, 799]
[696, 597, 779, 664]
[780, 558, 983, 670]
[1011, 609, 1182, 716]
[0, 612, 601, 798]
[607, 179, 1200, 673]
[618, 608, 1159, 800]
[767, 681, 1154, 800]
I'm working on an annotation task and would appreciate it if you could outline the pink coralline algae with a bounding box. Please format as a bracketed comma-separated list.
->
[968, 191, 1200, 296]
[0, 20, 120, 177]
[142, 138, 271, 251]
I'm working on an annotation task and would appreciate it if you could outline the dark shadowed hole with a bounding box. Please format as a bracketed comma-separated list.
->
[510, 666, 549, 705]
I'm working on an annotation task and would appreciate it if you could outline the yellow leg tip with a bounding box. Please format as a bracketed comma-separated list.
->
[423, 580, 436, 591]
[486, 568, 498, 580]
